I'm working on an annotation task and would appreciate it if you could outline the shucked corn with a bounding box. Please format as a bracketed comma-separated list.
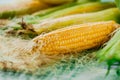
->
[32, 21, 118, 55]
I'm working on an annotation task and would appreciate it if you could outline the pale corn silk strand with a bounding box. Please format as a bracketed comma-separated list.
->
[0, 35, 80, 73]
[0, 35, 61, 72]
[0, 35, 87, 73]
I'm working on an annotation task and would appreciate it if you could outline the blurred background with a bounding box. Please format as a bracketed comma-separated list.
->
[0, 0, 120, 80]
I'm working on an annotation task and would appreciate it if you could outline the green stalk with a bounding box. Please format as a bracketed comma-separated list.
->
[33, 8, 120, 34]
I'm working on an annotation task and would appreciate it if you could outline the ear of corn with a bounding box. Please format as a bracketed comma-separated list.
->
[32, 21, 118, 55]
[33, 8, 120, 34]
[0, 0, 50, 19]
[39, 2, 115, 19]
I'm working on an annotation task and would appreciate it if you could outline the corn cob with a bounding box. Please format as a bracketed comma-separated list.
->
[0, 0, 50, 19]
[33, 8, 120, 34]
[32, 21, 118, 55]
[38, 2, 115, 19]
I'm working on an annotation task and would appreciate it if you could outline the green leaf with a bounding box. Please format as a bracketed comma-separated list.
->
[115, 0, 120, 9]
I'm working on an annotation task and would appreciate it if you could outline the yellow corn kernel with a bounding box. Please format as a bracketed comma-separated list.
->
[32, 21, 118, 55]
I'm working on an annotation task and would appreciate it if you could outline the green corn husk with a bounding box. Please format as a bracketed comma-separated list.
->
[33, 2, 78, 17]
[6, 2, 94, 26]
[98, 28, 120, 75]
[98, 29, 120, 61]
[33, 8, 120, 34]
[36, 2, 115, 20]
[33, 0, 99, 17]
[98, 29, 120, 62]
[27, 2, 115, 24]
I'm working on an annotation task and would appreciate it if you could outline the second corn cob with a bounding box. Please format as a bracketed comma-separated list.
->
[32, 21, 118, 55]
[33, 8, 120, 34]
